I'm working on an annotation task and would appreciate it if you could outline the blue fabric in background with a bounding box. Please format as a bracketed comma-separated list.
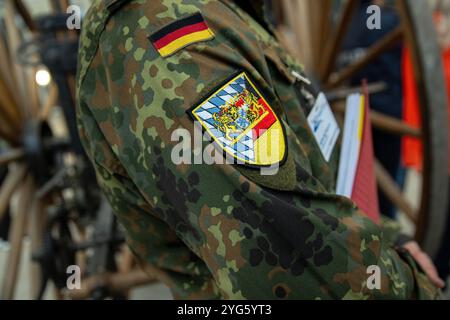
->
[340, 0, 403, 218]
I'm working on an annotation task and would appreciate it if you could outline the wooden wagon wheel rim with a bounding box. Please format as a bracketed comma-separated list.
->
[316, 0, 449, 257]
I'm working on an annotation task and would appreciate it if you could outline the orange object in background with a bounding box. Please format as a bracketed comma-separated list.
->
[401, 47, 423, 171]
[401, 45, 450, 173]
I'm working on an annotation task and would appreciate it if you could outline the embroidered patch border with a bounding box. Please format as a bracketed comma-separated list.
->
[188, 72, 287, 167]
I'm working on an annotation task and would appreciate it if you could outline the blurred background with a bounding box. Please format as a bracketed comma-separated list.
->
[0, 0, 449, 300]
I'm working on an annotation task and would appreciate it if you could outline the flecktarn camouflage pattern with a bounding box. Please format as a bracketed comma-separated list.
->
[76, 0, 440, 299]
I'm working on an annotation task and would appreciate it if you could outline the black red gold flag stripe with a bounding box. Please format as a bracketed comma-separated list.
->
[149, 13, 214, 57]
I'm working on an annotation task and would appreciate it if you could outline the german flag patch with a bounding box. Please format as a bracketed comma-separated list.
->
[149, 13, 215, 58]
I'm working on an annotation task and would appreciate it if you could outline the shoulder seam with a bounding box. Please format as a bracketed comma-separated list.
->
[77, 1, 127, 94]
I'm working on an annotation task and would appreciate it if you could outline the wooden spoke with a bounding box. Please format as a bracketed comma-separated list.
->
[280, 0, 312, 67]
[13, 0, 37, 32]
[0, 175, 34, 300]
[332, 101, 421, 137]
[29, 197, 47, 299]
[29, 67, 42, 119]
[327, 82, 387, 101]
[0, 35, 21, 114]
[0, 75, 22, 130]
[317, 0, 332, 61]
[0, 112, 21, 144]
[370, 110, 421, 138]
[375, 160, 417, 223]
[0, 164, 27, 223]
[320, 0, 358, 81]
[0, 120, 17, 144]
[326, 26, 404, 89]
[0, 148, 26, 167]
[309, 0, 328, 71]
[4, 0, 28, 118]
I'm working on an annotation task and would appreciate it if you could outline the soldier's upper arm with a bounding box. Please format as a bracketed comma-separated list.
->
[78, 0, 439, 299]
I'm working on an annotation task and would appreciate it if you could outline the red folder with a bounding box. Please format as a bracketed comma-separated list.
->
[351, 83, 381, 224]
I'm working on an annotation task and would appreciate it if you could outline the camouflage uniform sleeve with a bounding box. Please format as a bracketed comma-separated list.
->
[76, 0, 440, 299]
[77, 96, 221, 299]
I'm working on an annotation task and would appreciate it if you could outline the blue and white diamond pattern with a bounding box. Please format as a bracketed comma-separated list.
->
[192, 74, 255, 162]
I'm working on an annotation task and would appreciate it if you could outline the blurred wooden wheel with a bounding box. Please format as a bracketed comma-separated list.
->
[275, 0, 449, 257]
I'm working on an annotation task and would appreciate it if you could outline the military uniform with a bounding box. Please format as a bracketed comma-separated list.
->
[76, 0, 439, 299]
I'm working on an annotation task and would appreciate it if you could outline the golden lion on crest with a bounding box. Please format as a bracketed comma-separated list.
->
[213, 90, 264, 141]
